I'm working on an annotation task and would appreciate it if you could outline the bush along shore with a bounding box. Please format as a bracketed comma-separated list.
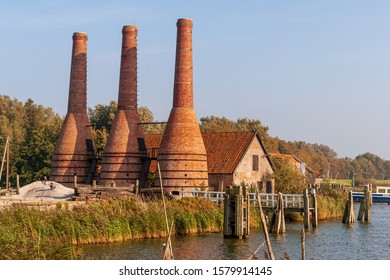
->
[0, 190, 345, 260]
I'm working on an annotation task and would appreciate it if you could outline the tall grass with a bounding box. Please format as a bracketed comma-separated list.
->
[0, 190, 346, 260]
[0, 197, 223, 260]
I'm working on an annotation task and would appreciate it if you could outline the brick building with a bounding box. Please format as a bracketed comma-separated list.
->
[144, 131, 275, 193]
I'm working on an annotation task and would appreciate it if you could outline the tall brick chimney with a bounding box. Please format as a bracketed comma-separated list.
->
[51, 32, 96, 185]
[99, 26, 146, 185]
[156, 18, 209, 192]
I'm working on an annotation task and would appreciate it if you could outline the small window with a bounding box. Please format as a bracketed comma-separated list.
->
[252, 155, 259, 171]
[266, 181, 273, 193]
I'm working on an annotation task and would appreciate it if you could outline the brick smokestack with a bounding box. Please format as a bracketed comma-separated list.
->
[50, 32, 96, 185]
[99, 26, 146, 185]
[156, 18, 209, 192]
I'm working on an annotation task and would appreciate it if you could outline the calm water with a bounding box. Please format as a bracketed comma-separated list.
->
[81, 204, 390, 260]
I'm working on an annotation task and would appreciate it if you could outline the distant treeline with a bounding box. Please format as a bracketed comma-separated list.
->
[0, 95, 388, 186]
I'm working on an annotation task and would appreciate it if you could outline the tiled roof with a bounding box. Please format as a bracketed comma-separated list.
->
[202, 131, 255, 173]
[269, 153, 300, 164]
[144, 131, 270, 174]
[269, 153, 314, 174]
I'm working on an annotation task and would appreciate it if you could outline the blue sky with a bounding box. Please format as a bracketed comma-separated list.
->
[1, 0, 390, 159]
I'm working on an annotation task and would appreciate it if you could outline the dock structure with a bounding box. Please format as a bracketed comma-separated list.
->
[270, 192, 286, 234]
[193, 186, 318, 233]
[223, 186, 250, 239]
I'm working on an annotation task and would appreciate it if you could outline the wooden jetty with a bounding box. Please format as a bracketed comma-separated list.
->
[182, 187, 318, 230]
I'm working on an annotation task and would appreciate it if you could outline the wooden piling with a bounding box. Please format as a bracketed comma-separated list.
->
[255, 193, 275, 260]
[74, 175, 78, 187]
[358, 186, 372, 222]
[301, 229, 305, 260]
[271, 192, 286, 234]
[223, 189, 232, 237]
[365, 190, 372, 221]
[303, 189, 310, 228]
[223, 186, 250, 239]
[311, 188, 318, 227]
[342, 190, 355, 224]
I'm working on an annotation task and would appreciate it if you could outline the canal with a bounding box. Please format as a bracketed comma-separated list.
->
[81, 203, 390, 260]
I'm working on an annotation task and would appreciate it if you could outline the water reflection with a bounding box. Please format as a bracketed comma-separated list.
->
[81, 204, 390, 260]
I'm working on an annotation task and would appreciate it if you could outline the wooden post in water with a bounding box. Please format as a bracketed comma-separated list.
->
[223, 186, 250, 239]
[301, 229, 305, 260]
[223, 187, 232, 237]
[311, 188, 318, 227]
[342, 190, 355, 224]
[365, 189, 372, 221]
[255, 192, 275, 260]
[303, 189, 310, 228]
[271, 192, 286, 234]
[358, 186, 372, 222]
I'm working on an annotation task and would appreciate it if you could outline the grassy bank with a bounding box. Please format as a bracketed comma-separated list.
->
[284, 187, 346, 222]
[0, 198, 223, 260]
[0, 190, 345, 260]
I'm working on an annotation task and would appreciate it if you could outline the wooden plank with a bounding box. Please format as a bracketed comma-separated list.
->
[255, 192, 275, 260]
[223, 193, 231, 237]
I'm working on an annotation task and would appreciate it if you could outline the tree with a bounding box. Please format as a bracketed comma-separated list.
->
[272, 157, 306, 194]
[199, 115, 237, 133]
[351, 157, 377, 180]
[0, 96, 63, 186]
[137, 106, 165, 134]
[87, 101, 117, 152]
[87, 102, 165, 152]
[15, 99, 63, 184]
[309, 143, 337, 158]
[355, 152, 385, 180]
[199, 116, 270, 139]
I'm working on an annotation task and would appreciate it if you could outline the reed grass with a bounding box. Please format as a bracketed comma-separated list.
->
[0, 190, 345, 260]
[0, 197, 223, 260]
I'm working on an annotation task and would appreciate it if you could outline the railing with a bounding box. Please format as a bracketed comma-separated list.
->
[178, 190, 304, 209]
